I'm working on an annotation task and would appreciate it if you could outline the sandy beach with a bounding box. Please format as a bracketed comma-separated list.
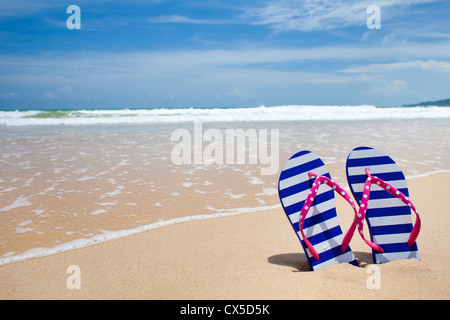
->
[1, 172, 448, 300]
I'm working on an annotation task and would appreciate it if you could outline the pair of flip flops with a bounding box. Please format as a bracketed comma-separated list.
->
[278, 147, 421, 271]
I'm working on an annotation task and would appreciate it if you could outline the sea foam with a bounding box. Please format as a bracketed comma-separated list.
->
[1, 105, 449, 126]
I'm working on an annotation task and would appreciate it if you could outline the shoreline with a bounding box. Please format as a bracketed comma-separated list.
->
[0, 204, 281, 267]
[1, 172, 449, 299]
[2, 170, 448, 268]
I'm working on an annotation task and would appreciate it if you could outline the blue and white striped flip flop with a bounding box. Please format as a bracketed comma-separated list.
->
[346, 147, 421, 264]
[278, 151, 359, 271]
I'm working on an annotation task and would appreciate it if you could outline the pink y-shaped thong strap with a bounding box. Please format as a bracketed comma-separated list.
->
[342, 168, 421, 253]
[299, 172, 358, 261]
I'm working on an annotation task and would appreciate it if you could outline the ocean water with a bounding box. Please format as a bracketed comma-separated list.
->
[1, 105, 449, 265]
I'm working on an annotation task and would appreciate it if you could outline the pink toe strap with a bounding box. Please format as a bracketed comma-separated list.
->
[300, 172, 358, 261]
[344, 169, 421, 252]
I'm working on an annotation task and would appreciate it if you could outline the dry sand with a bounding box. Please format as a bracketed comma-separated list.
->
[0, 173, 449, 300]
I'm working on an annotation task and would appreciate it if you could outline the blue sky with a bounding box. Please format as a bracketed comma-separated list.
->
[0, 0, 449, 109]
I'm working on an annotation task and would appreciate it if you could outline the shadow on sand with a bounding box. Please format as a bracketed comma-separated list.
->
[268, 251, 374, 272]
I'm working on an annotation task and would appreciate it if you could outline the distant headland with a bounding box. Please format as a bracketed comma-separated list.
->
[403, 98, 450, 107]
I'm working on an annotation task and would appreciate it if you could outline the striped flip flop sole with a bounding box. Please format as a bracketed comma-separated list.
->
[346, 147, 420, 264]
[278, 150, 358, 271]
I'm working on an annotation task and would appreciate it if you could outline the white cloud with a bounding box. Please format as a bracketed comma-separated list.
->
[2, 43, 450, 91]
[342, 60, 450, 73]
[2, 42, 450, 94]
[243, 0, 366, 31]
[243, 0, 441, 32]
[148, 15, 233, 25]
[148, 15, 216, 24]
[1, 40, 449, 107]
